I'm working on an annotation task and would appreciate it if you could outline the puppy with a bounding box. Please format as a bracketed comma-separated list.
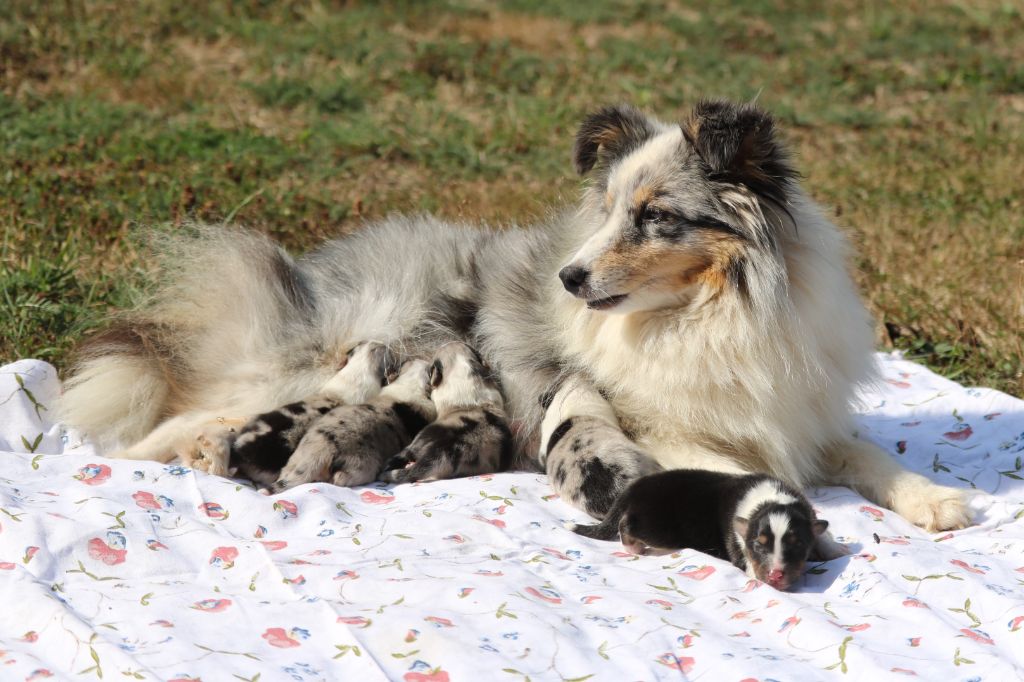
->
[538, 377, 662, 518]
[572, 470, 831, 591]
[231, 341, 397, 488]
[265, 358, 436, 493]
[379, 341, 513, 484]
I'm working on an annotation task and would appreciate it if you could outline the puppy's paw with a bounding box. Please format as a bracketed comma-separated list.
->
[894, 482, 972, 532]
[188, 431, 231, 477]
[382, 452, 415, 472]
[331, 470, 376, 487]
[378, 468, 411, 484]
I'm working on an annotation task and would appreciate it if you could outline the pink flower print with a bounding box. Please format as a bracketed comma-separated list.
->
[405, 629, 419, 643]
[133, 491, 173, 511]
[646, 599, 673, 610]
[273, 500, 298, 519]
[611, 551, 634, 558]
[209, 546, 238, 569]
[443, 534, 465, 543]
[525, 586, 562, 604]
[146, 539, 168, 551]
[424, 616, 454, 628]
[337, 616, 371, 628]
[150, 620, 174, 628]
[20, 631, 38, 642]
[262, 627, 305, 648]
[779, 616, 800, 634]
[472, 514, 506, 528]
[23, 546, 39, 564]
[678, 565, 715, 580]
[765, 599, 780, 608]
[950, 559, 986, 574]
[457, 587, 474, 598]
[542, 547, 571, 560]
[334, 570, 359, 581]
[580, 595, 601, 604]
[903, 598, 929, 609]
[0, 562, 15, 570]
[26, 671, 53, 681]
[475, 569, 504, 577]
[841, 623, 871, 632]
[74, 464, 111, 486]
[886, 379, 912, 389]
[730, 610, 753, 620]
[360, 490, 394, 505]
[1008, 616, 1024, 632]
[168, 677, 200, 682]
[254, 525, 267, 538]
[891, 668, 917, 676]
[191, 599, 232, 613]
[859, 505, 884, 521]
[856, 553, 877, 562]
[678, 634, 695, 648]
[88, 537, 126, 565]
[198, 502, 228, 520]
[943, 424, 973, 441]
[742, 579, 763, 592]
[908, 637, 921, 647]
[283, 574, 305, 585]
[260, 540, 287, 551]
[880, 536, 910, 545]
[655, 654, 694, 673]
[960, 628, 994, 645]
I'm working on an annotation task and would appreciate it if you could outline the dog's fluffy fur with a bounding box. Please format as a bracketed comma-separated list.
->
[60, 99, 970, 531]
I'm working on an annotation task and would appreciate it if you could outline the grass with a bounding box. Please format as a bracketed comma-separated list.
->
[2, 0, 1022, 394]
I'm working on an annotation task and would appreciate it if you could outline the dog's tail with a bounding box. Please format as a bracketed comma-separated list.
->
[59, 224, 315, 451]
[567, 490, 629, 541]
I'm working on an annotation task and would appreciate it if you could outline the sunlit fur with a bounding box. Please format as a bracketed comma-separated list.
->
[59, 100, 970, 531]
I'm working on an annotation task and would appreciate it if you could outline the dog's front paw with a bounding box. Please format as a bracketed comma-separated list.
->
[894, 481, 972, 532]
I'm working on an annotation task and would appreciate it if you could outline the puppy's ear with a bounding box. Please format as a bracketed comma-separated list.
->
[812, 519, 829, 537]
[428, 360, 444, 389]
[682, 99, 797, 204]
[732, 516, 749, 538]
[573, 104, 659, 175]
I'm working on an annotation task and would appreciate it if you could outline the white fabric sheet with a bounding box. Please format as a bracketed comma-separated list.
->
[0, 356, 1022, 681]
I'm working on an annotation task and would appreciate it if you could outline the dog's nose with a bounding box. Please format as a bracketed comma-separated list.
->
[558, 265, 590, 295]
[767, 569, 785, 587]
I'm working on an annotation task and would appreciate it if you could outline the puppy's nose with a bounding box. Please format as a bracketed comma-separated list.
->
[558, 265, 590, 295]
[767, 569, 785, 586]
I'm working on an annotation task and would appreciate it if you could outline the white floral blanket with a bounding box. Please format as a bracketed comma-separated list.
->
[1, 355, 1022, 681]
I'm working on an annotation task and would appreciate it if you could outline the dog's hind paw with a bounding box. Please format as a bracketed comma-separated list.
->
[187, 430, 231, 477]
[894, 481, 973, 532]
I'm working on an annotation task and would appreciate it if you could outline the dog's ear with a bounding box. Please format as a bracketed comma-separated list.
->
[682, 99, 797, 203]
[573, 104, 659, 175]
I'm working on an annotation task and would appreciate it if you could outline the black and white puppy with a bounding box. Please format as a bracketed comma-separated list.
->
[572, 470, 833, 591]
[538, 377, 662, 518]
[231, 341, 398, 488]
[264, 358, 436, 493]
[379, 341, 513, 483]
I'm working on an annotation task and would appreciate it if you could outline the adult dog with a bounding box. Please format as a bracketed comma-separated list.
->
[60, 99, 970, 532]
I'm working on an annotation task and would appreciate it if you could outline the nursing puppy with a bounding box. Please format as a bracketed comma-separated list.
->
[265, 359, 435, 493]
[379, 341, 513, 484]
[538, 378, 662, 518]
[232, 341, 397, 488]
[573, 471, 830, 591]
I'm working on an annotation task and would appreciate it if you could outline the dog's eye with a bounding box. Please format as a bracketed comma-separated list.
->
[642, 206, 666, 223]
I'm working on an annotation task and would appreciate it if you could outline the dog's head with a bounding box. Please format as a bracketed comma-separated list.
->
[561, 99, 797, 313]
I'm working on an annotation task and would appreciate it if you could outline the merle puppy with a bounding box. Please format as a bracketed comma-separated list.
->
[264, 358, 436, 493]
[231, 341, 397, 488]
[572, 470, 832, 591]
[380, 341, 513, 484]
